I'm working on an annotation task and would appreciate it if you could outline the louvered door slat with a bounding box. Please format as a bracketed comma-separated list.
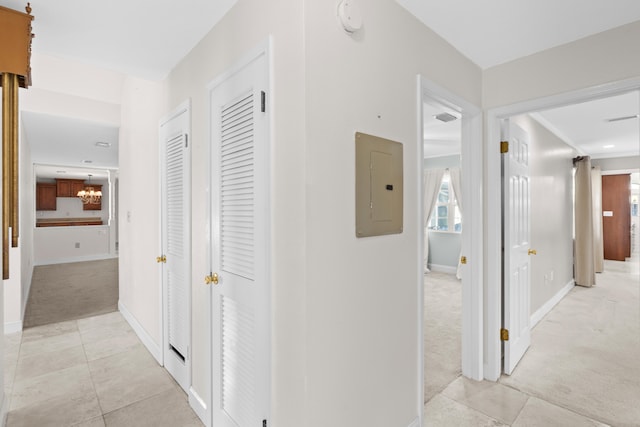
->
[220, 93, 255, 281]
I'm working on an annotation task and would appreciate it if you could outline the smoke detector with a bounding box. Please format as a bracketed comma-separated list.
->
[434, 112, 458, 123]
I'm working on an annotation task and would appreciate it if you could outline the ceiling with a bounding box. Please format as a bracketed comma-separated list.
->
[1, 0, 638, 168]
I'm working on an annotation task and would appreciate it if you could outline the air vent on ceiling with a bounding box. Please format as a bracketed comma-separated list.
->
[434, 112, 458, 123]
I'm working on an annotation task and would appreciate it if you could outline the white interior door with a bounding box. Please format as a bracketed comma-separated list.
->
[209, 46, 270, 427]
[502, 120, 531, 375]
[160, 102, 191, 392]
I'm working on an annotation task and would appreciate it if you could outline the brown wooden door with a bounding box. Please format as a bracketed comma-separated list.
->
[602, 174, 631, 261]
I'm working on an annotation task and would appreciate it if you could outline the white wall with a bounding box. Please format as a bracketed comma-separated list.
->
[117, 75, 167, 359]
[512, 114, 578, 314]
[483, 21, 640, 109]
[591, 156, 640, 172]
[34, 225, 111, 265]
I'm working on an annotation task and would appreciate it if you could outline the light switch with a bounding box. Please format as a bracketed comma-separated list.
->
[355, 132, 403, 237]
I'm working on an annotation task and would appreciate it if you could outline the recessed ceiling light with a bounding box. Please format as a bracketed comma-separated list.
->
[95, 141, 111, 148]
[434, 112, 458, 123]
[82, 160, 93, 164]
[603, 144, 615, 149]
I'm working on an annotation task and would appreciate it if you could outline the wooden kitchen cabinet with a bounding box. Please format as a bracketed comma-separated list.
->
[36, 183, 57, 211]
[56, 179, 86, 197]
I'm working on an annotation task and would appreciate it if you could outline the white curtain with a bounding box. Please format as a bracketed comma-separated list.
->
[424, 169, 445, 273]
[574, 156, 596, 287]
[449, 167, 463, 279]
[591, 166, 604, 273]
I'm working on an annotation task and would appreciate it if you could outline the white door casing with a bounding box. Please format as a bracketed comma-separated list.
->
[209, 44, 270, 427]
[160, 101, 192, 392]
[502, 120, 531, 375]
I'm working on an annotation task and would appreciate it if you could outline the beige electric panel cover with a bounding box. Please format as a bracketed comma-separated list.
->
[355, 132, 403, 237]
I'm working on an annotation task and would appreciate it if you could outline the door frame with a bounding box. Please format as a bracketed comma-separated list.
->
[416, 76, 484, 419]
[485, 77, 640, 381]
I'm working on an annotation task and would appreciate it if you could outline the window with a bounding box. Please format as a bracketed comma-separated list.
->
[428, 172, 461, 232]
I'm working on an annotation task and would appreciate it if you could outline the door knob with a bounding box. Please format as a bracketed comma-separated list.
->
[205, 272, 219, 285]
[156, 255, 166, 263]
[528, 249, 537, 256]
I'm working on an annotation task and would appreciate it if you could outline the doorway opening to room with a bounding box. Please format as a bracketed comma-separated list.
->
[418, 77, 483, 412]
[422, 100, 464, 402]
[486, 83, 640, 402]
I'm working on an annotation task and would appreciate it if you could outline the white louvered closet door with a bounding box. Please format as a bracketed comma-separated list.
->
[210, 47, 270, 427]
[160, 102, 191, 393]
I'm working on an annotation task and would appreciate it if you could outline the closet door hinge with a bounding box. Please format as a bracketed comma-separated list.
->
[500, 328, 509, 341]
[500, 141, 509, 153]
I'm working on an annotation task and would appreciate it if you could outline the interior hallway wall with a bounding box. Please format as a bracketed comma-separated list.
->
[511, 114, 578, 315]
[303, 1, 480, 426]
[117, 76, 167, 356]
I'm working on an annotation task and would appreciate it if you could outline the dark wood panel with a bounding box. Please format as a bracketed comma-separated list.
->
[602, 174, 630, 261]
[36, 183, 57, 211]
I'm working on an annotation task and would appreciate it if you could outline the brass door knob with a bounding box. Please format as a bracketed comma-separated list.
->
[156, 255, 166, 263]
[205, 273, 219, 285]
[528, 249, 537, 256]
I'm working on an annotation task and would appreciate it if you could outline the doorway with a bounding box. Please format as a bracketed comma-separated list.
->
[417, 77, 483, 416]
[486, 82, 640, 380]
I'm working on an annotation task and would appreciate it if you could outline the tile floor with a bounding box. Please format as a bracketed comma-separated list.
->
[4, 312, 203, 427]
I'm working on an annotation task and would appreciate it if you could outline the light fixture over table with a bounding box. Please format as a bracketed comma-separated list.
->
[77, 174, 102, 204]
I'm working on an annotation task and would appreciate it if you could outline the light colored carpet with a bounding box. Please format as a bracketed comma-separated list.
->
[424, 271, 462, 403]
[500, 258, 640, 426]
[23, 259, 119, 329]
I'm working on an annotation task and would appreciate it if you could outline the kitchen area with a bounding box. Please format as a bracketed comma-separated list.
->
[34, 166, 118, 265]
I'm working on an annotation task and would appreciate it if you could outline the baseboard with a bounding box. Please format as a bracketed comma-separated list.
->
[4, 320, 22, 335]
[0, 389, 9, 427]
[530, 279, 575, 329]
[118, 301, 162, 364]
[428, 264, 457, 274]
[34, 253, 118, 266]
[189, 387, 210, 427]
[406, 416, 420, 427]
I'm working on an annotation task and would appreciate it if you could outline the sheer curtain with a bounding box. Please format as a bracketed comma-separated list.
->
[591, 166, 604, 273]
[423, 169, 445, 273]
[449, 167, 463, 279]
[574, 156, 596, 287]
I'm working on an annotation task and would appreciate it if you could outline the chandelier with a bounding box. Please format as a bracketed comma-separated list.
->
[77, 175, 102, 204]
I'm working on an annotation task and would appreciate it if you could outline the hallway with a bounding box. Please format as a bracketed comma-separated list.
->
[423, 258, 639, 426]
[4, 312, 202, 426]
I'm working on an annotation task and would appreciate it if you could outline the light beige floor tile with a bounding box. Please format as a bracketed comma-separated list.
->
[103, 387, 203, 427]
[79, 318, 134, 346]
[423, 394, 508, 427]
[89, 346, 175, 413]
[4, 331, 22, 353]
[14, 343, 87, 382]
[442, 377, 529, 424]
[83, 330, 144, 361]
[6, 387, 102, 427]
[19, 330, 83, 357]
[512, 396, 610, 427]
[21, 320, 78, 341]
[10, 363, 95, 411]
[71, 415, 107, 427]
[77, 312, 126, 332]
